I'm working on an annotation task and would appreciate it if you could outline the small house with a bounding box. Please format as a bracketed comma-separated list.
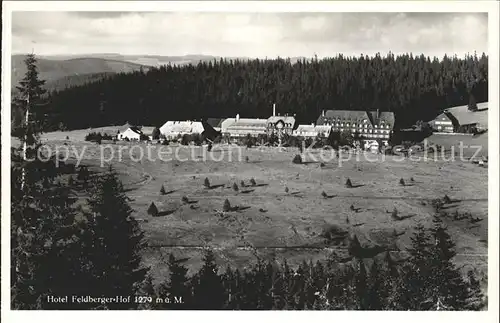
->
[118, 127, 143, 141]
[430, 102, 488, 133]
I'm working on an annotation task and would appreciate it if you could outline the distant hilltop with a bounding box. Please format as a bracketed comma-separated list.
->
[11, 53, 308, 92]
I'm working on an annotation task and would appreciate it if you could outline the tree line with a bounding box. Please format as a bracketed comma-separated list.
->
[10, 54, 486, 310]
[14, 52, 488, 133]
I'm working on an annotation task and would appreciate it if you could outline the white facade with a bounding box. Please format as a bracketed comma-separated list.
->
[118, 128, 141, 141]
[222, 115, 268, 137]
[293, 125, 332, 138]
[159, 121, 204, 139]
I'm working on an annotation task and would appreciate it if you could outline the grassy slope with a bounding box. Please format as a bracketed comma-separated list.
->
[37, 128, 488, 283]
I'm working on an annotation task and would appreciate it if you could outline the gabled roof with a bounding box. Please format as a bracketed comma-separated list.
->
[317, 110, 370, 125]
[140, 126, 156, 135]
[206, 118, 224, 128]
[317, 110, 395, 128]
[225, 118, 268, 129]
[444, 102, 488, 127]
[123, 127, 142, 135]
[119, 122, 134, 133]
[267, 116, 296, 126]
[367, 111, 395, 126]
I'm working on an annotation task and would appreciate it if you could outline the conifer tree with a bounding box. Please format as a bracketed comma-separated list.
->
[160, 184, 166, 195]
[427, 218, 470, 310]
[250, 178, 257, 186]
[366, 261, 387, 309]
[148, 202, 159, 217]
[204, 177, 211, 188]
[468, 92, 478, 111]
[345, 178, 353, 188]
[233, 182, 239, 191]
[397, 224, 434, 310]
[137, 275, 158, 310]
[11, 54, 82, 309]
[354, 260, 368, 309]
[465, 270, 485, 310]
[222, 265, 236, 309]
[193, 250, 225, 309]
[292, 154, 302, 164]
[81, 169, 149, 309]
[223, 199, 231, 212]
[158, 254, 191, 309]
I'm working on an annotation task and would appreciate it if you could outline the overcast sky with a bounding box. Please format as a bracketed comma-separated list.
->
[12, 11, 488, 58]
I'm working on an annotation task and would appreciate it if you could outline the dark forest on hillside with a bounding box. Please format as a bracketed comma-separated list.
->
[21, 53, 488, 132]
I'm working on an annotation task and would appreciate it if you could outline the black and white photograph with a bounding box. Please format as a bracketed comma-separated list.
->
[1, 0, 499, 320]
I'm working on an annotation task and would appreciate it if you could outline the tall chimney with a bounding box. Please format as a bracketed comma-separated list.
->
[322, 110, 325, 117]
[236, 113, 240, 122]
[273, 103, 276, 117]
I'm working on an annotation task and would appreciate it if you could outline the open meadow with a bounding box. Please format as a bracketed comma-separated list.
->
[34, 127, 489, 286]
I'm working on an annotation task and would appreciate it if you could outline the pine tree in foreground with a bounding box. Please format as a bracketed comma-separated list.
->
[204, 177, 211, 188]
[427, 218, 471, 310]
[158, 254, 191, 309]
[396, 224, 434, 310]
[465, 270, 485, 310]
[82, 169, 149, 309]
[11, 53, 83, 309]
[399, 178, 405, 186]
[193, 250, 225, 309]
[233, 182, 239, 191]
[137, 275, 158, 310]
[160, 184, 166, 195]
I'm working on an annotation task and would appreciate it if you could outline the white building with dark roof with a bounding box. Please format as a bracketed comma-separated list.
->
[222, 114, 268, 137]
[430, 102, 488, 133]
[266, 104, 296, 138]
[118, 127, 143, 141]
[159, 121, 204, 139]
[316, 109, 395, 139]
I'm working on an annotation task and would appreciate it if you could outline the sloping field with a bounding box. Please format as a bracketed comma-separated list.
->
[36, 132, 488, 282]
[426, 132, 489, 157]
